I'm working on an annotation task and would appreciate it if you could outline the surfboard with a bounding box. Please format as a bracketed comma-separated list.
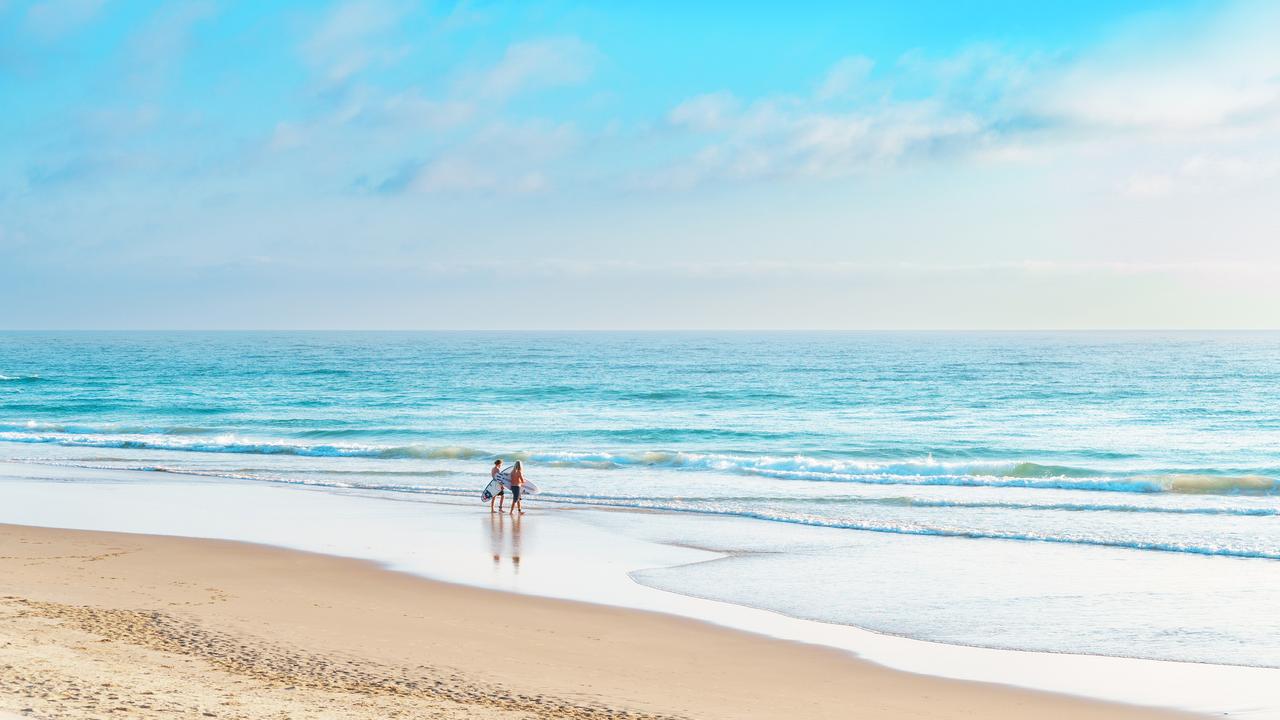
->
[481, 477, 504, 502]
[499, 476, 540, 491]
[483, 468, 537, 500]
[483, 468, 516, 501]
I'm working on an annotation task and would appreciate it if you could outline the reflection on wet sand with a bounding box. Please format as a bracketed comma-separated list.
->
[487, 512, 523, 573]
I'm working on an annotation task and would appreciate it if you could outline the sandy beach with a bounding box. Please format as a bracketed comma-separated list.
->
[0, 522, 1193, 720]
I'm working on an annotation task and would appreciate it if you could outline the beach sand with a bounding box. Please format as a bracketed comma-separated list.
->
[0, 523, 1191, 720]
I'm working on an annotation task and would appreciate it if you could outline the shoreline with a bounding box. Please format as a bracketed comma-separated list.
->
[0, 522, 1193, 719]
[2, 463, 1278, 717]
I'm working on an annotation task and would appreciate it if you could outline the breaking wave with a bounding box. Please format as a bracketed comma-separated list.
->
[1, 428, 1278, 496]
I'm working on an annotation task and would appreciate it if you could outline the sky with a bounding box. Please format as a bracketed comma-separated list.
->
[2, 0, 1278, 330]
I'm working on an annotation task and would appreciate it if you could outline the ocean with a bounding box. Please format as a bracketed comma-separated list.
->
[2, 331, 1278, 667]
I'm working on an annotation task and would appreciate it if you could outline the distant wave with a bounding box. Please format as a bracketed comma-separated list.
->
[742, 466, 1280, 495]
[0, 374, 42, 382]
[129, 465, 460, 481]
[0, 421, 214, 436]
[0, 430, 491, 461]
[8, 460, 466, 485]
[2, 428, 1278, 496]
[650, 494, 1280, 517]
[1, 421, 410, 440]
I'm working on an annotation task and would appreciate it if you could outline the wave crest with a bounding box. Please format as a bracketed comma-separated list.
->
[1, 429, 1277, 495]
[1146, 474, 1280, 494]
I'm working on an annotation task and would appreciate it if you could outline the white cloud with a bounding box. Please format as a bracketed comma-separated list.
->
[650, 1, 1280, 190]
[394, 157, 549, 194]
[650, 44, 1043, 188]
[669, 92, 738, 131]
[816, 56, 874, 101]
[125, 1, 218, 90]
[1120, 153, 1280, 197]
[1120, 172, 1175, 198]
[261, 87, 477, 158]
[24, 0, 105, 39]
[377, 121, 575, 194]
[261, 28, 593, 198]
[268, 122, 308, 152]
[302, 0, 411, 89]
[408, 156, 494, 192]
[653, 92, 985, 187]
[382, 90, 475, 131]
[1031, 2, 1280, 131]
[1181, 154, 1280, 184]
[898, 44, 1040, 112]
[471, 120, 578, 160]
[471, 37, 597, 100]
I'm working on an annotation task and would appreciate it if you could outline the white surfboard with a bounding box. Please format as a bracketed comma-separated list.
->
[482, 468, 538, 501]
[481, 477, 504, 502]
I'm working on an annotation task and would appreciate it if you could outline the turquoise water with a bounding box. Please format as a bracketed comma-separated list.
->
[3, 331, 1279, 665]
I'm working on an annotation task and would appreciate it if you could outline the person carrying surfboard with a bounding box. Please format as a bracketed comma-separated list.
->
[508, 460, 528, 515]
[488, 459, 505, 513]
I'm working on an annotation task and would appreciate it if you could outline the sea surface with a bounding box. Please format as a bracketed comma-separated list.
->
[2, 331, 1279, 667]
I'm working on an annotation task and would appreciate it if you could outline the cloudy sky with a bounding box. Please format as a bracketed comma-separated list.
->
[2, 0, 1278, 329]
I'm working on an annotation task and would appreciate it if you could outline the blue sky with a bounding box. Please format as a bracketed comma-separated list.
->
[2, 0, 1278, 329]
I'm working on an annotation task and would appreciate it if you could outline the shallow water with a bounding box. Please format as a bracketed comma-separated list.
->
[2, 330, 1279, 666]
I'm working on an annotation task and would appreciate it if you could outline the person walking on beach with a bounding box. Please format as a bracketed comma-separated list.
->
[508, 460, 528, 515]
[489, 459, 505, 513]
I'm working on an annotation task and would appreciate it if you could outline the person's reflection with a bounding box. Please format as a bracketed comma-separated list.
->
[488, 512, 504, 566]
[510, 514, 522, 571]
[485, 511, 525, 573]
